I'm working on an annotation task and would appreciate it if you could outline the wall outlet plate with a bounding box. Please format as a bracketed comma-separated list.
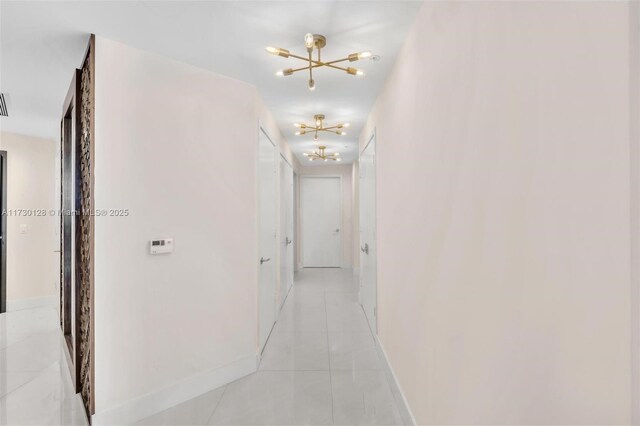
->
[150, 238, 173, 254]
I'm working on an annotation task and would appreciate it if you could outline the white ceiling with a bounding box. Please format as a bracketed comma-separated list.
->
[0, 1, 422, 165]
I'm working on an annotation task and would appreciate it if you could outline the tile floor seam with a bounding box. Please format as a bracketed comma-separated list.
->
[323, 271, 335, 426]
[205, 384, 228, 425]
[0, 371, 45, 401]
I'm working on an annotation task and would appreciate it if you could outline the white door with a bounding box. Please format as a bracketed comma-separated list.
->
[279, 157, 294, 307]
[302, 177, 342, 267]
[360, 134, 377, 333]
[258, 129, 277, 352]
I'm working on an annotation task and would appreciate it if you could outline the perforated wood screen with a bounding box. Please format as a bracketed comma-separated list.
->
[78, 38, 95, 416]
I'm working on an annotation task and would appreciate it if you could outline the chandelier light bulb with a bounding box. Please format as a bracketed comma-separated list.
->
[295, 132, 301, 136]
[356, 69, 365, 76]
[293, 123, 301, 128]
[358, 51, 372, 59]
[308, 79, 315, 91]
[337, 158, 341, 162]
[343, 123, 350, 127]
[266, 47, 290, 58]
[276, 68, 293, 77]
[304, 33, 315, 49]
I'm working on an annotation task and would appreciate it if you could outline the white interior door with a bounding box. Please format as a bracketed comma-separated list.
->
[258, 129, 277, 352]
[302, 177, 342, 267]
[360, 134, 377, 333]
[279, 157, 294, 307]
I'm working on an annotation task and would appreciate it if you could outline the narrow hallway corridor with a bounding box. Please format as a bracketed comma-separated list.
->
[137, 268, 404, 426]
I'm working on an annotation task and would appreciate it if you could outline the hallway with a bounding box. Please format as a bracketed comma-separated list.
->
[0, 2, 637, 424]
[137, 268, 405, 426]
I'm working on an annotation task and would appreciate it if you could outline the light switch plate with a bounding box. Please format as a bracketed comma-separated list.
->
[150, 238, 173, 254]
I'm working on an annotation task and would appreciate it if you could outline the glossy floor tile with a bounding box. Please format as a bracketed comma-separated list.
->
[138, 268, 402, 426]
[328, 332, 381, 371]
[331, 370, 403, 426]
[209, 371, 333, 425]
[0, 305, 89, 426]
[135, 387, 226, 426]
[259, 332, 329, 371]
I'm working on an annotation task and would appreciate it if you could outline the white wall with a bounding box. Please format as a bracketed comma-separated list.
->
[93, 37, 259, 421]
[297, 164, 353, 269]
[0, 132, 58, 304]
[360, 2, 634, 424]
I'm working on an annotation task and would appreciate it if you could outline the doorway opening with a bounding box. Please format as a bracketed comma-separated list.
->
[258, 127, 278, 354]
[301, 176, 342, 268]
[59, 35, 95, 416]
[279, 155, 295, 308]
[0, 151, 6, 314]
[359, 131, 377, 333]
[61, 68, 81, 390]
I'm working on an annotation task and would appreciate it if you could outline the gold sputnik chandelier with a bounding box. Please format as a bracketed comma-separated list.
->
[294, 114, 349, 141]
[304, 146, 341, 162]
[266, 33, 374, 91]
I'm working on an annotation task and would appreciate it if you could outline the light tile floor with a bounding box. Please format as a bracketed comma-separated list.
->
[139, 268, 403, 426]
[0, 304, 89, 425]
[0, 269, 403, 425]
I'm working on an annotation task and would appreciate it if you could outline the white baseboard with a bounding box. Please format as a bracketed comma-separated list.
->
[375, 336, 416, 426]
[6, 295, 57, 312]
[92, 354, 258, 425]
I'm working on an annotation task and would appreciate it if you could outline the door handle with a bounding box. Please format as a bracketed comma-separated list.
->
[285, 237, 292, 246]
[260, 257, 271, 265]
[361, 243, 369, 255]
[335, 229, 340, 233]
[53, 250, 61, 253]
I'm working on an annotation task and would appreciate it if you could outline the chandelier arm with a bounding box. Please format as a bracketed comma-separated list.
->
[290, 59, 351, 73]
[288, 53, 351, 71]
[321, 126, 341, 131]
[290, 65, 311, 73]
[288, 63, 349, 74]
[308, 50, 313, 84]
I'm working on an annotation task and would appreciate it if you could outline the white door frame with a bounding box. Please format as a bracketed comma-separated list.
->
[359, 129, 377, 333]
[279, 153, 294, 307]
[300, 175, 343, 268]
[257, 125, 278, 355]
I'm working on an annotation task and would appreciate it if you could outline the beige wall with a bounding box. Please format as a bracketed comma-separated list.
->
[360, 2, 634, 424]
[297, 164, 353, 269]
[0, 132, 58, 303]
[93, 37, 260, 421]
